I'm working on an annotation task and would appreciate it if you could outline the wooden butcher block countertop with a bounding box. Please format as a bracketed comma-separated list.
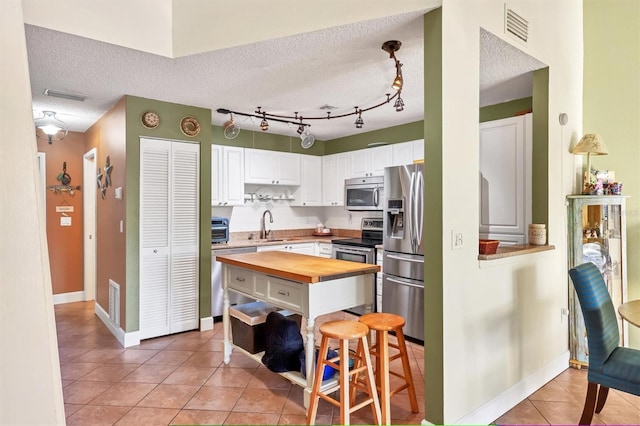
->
[216, 251, 380, 283]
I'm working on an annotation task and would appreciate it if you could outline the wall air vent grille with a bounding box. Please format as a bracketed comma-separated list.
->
[109, 279, 121, 327]
[505, 8, 529, 43]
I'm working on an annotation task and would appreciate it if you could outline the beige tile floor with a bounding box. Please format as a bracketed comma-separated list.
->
[55, 301, 639, 425]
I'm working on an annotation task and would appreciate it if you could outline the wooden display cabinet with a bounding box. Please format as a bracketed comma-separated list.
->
[566, 195, 628, 368]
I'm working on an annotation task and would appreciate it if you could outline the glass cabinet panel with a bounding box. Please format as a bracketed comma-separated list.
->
[567, 195, 628, 368]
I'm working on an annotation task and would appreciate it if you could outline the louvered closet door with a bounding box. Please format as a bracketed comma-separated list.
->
[170, 141, 200, 333]
[139, 138, 200, 339]
[140, 138, 171, 339]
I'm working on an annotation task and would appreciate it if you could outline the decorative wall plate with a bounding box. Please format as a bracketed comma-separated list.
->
[180, 116, 200, 137]
[141, 111, 160, 128]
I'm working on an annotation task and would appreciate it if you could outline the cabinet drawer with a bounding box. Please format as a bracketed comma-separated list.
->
[267, 276, 303, 311]
[227, 267, 254, 294]
[318, 243, 332, 256]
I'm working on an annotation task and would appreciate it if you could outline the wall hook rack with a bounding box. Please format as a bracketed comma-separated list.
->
[47, 184, 81, 193]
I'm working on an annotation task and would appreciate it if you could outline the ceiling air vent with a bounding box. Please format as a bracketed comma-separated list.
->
[44, 89, 87, 102]
[505, 8, 528, 43]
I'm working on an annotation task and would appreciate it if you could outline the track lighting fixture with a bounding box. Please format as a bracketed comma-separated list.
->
[354, 109, 364, 129]
[394, 95, 405, 112]
[260, 114, 269, 131]
[216, 40, 405, 136]
[35, 110, 68, 144]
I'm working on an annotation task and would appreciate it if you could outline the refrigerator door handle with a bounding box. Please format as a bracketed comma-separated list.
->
[385, 275, 424, 289]
[409, 171, 417, 252]
[386, 254, 423, 263]
[415, 170, 424, 245]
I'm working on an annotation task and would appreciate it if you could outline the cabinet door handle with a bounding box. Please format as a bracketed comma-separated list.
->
[277, 290, 290, 297]
[235, 277, 246, 282]
[153, 249, 158, 253]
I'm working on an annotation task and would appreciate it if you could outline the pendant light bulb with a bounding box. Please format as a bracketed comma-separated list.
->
[260, 117, 269, 131]
[394, 96, 405, 112]
[35, 110, 68, 144]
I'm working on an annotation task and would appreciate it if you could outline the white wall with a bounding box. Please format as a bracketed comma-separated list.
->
[435, 0, 582, 423]
[0, 1, 65, 424]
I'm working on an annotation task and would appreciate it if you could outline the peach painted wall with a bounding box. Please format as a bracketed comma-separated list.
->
[85, 97, 127, 324]
[37, 131, 86, 295]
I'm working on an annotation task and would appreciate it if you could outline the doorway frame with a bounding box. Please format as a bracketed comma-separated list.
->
[83, 148, 97, 301]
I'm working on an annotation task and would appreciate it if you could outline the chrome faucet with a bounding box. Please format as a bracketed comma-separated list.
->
[260, 209, 273, 239]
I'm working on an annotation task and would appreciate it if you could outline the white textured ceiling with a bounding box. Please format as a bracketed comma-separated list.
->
[26, 11, 547, 141]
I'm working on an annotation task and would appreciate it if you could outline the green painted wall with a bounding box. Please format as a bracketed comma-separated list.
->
[124, 95, 213, 330]
[423, 8, 444, 424]
[212, 125, 325, 156]
[584, 0, 640, 347]
[532, 68, 549, 225]
[479, 97, 532, 123]
[324, 121, 424, 154]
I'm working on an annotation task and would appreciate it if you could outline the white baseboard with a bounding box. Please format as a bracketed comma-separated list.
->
[52, 291, 85, 305]
[94, 303, 140, 348]
[200, 316, 213, 331]
[453, 350, 570, 424]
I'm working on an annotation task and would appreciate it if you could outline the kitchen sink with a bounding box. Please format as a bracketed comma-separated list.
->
[256, 238, 288, 243]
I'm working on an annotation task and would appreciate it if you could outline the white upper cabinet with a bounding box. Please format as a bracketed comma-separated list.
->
[211, 145, 245, 206]
[350, 145, 393, 178]
[244, 148, 301, 185]
[291, 154, 322, 206]
[479, 114, 532, 244]
[392, 140, 424, 166]
[322, 152, 351, 206]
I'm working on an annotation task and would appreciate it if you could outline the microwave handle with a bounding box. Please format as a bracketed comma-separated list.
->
[373, 187, 379, 206]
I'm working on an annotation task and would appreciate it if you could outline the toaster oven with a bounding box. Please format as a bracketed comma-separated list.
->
[211, 216, 230, 243]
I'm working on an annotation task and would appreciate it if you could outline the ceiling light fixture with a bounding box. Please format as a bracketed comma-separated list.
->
[260, 114, 269, 131]
[216, 40, 405, 135]
[34, 110, 68, 144]
[354, 108, 364, 129]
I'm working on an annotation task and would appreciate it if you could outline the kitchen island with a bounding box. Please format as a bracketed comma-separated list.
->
[216, 251, 379, 407]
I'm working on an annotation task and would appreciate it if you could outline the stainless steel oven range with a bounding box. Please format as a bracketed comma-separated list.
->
[331, 218, 382, 315]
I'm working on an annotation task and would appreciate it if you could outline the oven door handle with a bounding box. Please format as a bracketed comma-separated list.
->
[334, 246, 373, 255]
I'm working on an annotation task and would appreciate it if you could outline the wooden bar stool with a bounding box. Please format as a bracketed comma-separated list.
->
[357, 312, 419, 424]
[306, 320, 381, 426]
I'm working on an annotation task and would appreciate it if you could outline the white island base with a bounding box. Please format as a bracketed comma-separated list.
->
[219, 256, 376, 409]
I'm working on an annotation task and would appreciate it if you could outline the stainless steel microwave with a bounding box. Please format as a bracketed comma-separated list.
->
[344, 176, 383, 211]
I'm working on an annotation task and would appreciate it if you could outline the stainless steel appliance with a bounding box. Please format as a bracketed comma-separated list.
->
[332, 218, 382, 315]
[383, 163, 424, 342]
[344, 176, 384, 211]
[211, 216, 230, 244]
[211, 246, 257, 317]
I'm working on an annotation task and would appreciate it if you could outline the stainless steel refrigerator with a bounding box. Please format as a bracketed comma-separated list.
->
[382, 163, 424, 341]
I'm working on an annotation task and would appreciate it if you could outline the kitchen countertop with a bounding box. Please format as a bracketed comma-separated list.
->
[211, 234, 348, 250]
[216, 251, 379, 283]
[477, 244, 555, 260]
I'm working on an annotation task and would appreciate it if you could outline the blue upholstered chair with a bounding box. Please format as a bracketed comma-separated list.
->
[568, 262, 640, 425]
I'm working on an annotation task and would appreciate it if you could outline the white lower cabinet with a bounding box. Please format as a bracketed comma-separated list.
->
[257, 242, 315, 255]
[139, 138, 200, 340]
[317, 242, 332, 258]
